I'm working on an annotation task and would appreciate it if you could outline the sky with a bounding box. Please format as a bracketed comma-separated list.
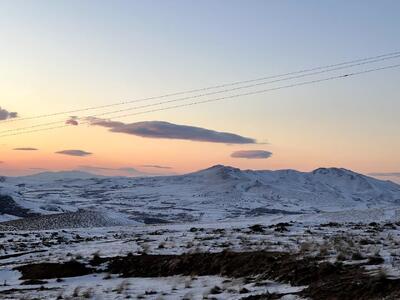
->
[0, 0, 400, 181]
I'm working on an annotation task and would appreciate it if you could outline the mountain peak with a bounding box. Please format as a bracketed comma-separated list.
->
[206, 164, 241, 171]
[312, 167, 356, 176]
[191, 165, 243, 180]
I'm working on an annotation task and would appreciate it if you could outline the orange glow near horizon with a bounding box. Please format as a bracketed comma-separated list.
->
[1, 121, 399, 183]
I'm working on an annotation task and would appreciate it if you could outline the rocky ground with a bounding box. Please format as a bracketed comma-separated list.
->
[2, 217, 400, 299]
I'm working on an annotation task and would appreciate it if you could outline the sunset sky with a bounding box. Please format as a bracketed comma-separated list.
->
[1, 1, 400, 181]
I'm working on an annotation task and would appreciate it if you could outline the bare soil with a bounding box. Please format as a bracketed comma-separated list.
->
[15, 250, 400, 300]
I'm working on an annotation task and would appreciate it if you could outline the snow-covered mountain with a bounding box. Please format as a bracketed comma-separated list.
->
[1, 165, 400, 227]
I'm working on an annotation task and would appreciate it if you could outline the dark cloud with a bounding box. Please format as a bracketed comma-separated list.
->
[66, 116, 79, 126]
[0, 107, 18, 120]
[56, 150, 92, 157]
[369, 172, 400, 177]
[13, 147, 38, 151]
[86, 118, 256, 144]
[231, 150, 272, 159]
[141, 165, 172, 169]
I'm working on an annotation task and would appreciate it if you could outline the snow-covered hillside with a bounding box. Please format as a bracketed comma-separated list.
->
[1, 165, 400, 227]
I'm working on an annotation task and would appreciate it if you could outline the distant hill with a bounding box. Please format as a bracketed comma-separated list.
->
[18, 170, 103, 181]
[1, 165, 400, 228]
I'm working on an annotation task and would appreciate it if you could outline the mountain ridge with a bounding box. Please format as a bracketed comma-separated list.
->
[1, 165, 400, 227]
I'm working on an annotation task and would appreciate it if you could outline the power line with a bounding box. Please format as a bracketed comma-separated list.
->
[1, 62, 399, 138]
[2, 50, 400, 124]
[2, 53, 400, 135]
[89, 63, 400, 122]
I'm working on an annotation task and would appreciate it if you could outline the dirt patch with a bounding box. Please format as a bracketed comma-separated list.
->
[107, 250, 331, 287]
[303, 265, 400, 300]
[21, 279, 48, 285]
[107, 251, 400, 300]
[15, 250, 400, 299]
[242, 293, 299, 300]
[107, 251, 291, 278]
[15, 260, 93, 280]
[0, 287, 59, 295]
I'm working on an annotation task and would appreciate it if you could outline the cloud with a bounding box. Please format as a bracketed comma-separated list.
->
[140, 165, 172, 169]
[231, 150, 272, 159]
[66, 116, 79, 126]
[13, 147, 38, 151]
[56, 150, 92, 157]
[0, 107, 18, 120]
[86, 118, 256, 144]
[369, 172, 400, 177]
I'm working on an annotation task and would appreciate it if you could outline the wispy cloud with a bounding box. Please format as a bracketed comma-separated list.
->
[0, 107, 18, 120]
[86, 118, 257, 144]
[56, 150, 92, 157]
[78, 165, 111, 172]
[231, 150, 272, 159]
[13, 147, 38, 151]
[369, 172, 400, 177]
[140, 165, 172, 169]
